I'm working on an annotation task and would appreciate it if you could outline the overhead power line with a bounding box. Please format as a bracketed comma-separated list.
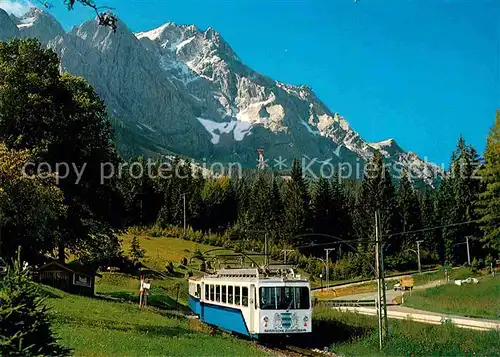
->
[293, 215, 500, 249]
[381, 215, 500, 239]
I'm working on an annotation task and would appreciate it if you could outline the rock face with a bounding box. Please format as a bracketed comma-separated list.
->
[0, 9, 20, 41]
[0, 8, 442, 185]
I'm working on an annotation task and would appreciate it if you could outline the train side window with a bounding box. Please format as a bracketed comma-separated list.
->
[222, 285, 227, 303]
[196, 284, 201, 298]
[216, 285, 221, 302]
[235, 286, 241, 305]
[242, 286, 248, 306]
[228, 286, 233, 304]
[210, 284, 214, 301]
[205, 284, 209, 300]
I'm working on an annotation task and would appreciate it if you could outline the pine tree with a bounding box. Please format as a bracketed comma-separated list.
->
[476, 111, 500, 254]
[311, 177, 333, 235]
[129, 236, 145, 263]
[290, 159, 311, 230]
[420, 189, 439, 262]
[269, 177, 284, 242]
[437, 173, 458, 265]
[437, 137, 483, 265]
[282, 179, 307, 243]
[0, 248, 70, 356]
[247, 173, 273, 232]
[355, 151, 400, 269]
[397, 170, 422, 255]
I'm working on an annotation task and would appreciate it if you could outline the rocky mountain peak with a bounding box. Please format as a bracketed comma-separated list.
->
[0, 10, 442, 186]
[14, 7, 64, 44]
[0, 8, 20, 42]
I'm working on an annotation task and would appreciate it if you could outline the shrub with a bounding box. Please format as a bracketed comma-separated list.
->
[165, 261, 174, 274]
[129, 236, 145, 263]
[0, 249, 70, 356]
[180, 257, 188, 266]
[200, 261, 207, 272]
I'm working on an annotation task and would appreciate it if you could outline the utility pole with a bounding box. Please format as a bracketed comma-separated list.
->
[264, 233, 268, 268]
[375, 211, 382, 350]
[183, 193, 186, 236]
[324, 248, 335, 289]
[466, 236, 471, 266]
[282, 249, 294, 265]
[416, 240, 423, 273]
[375, 210, 388, 349]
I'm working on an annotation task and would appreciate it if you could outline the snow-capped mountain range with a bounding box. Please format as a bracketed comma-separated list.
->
[0, 8, 442, 185]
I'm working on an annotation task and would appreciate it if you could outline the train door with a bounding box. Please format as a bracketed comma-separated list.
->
[249, 284, 256, 334]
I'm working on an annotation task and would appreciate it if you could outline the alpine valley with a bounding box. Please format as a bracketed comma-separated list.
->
[0, 8, 442, 185]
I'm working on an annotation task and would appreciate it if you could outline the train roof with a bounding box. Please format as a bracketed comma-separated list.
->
[190, 267, 310, 283]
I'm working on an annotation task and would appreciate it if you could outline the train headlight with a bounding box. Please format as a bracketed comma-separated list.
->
[303, 316, 309, 322]
[263, 316, 269, 322]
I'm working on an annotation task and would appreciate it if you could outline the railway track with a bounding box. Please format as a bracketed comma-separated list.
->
[258, 341, 337, 357]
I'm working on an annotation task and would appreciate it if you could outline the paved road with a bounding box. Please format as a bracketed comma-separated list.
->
[312, 268, 440, 292]
[329, 280, 444, 304]
[333, 305, 500, 331]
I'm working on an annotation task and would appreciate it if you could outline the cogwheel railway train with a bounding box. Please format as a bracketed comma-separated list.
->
[188, 267, 312, 339]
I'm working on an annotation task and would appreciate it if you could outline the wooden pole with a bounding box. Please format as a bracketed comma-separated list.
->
[376, 210, 388, 345]
[375, 210, 382, 350]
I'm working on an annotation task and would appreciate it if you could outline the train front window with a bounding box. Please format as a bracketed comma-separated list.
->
[259, 287, 310, 310]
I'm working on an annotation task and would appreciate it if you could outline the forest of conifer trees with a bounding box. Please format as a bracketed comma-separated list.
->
[116, 123, 499, 279]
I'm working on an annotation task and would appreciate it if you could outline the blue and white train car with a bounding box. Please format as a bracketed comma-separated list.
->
[188, 268, 312, 339]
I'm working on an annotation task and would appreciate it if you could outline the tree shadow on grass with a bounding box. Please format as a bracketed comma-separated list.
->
[287, 318, 373, 350]
[62, 315, 190, 338]
[40, 287, 63, 299]
[96, 289, 188, 312]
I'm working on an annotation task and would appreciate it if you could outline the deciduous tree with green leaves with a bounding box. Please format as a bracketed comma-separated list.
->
[0, 143, 65, 261]
[0, 39, 123, 264]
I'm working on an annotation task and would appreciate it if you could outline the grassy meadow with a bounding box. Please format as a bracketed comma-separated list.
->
[45, 286, 267, 357]
[404, 274, 500, 319]
[46, 232, 498, 356]
[120, 233, 267, 272]
[313, 307, 500, 356]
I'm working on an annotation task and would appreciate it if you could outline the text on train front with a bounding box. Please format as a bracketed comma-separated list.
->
[259, 286, 310, 333]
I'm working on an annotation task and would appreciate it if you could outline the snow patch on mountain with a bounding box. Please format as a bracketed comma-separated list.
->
[17, 16, 35, 28]
[135, 23, 173, 41]
[197, 118, 252, 144]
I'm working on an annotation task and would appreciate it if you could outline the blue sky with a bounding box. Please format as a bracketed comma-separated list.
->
[5, 0, 499, 164]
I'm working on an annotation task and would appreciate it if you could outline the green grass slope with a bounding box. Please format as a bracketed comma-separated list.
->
[313, 307, 500, 356]
[44, 286, 267, 357]
[404, 275, 500, 319]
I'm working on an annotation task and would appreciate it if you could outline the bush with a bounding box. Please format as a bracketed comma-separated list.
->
[180, 257, 188, 266]
[165, 261, 174, 274]
[200, 261, 207, 272]
[129, 236, 145, 263]
[0, 249, 70, 356]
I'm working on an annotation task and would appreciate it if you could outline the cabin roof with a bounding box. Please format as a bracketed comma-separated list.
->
[37, 260, 102, 278]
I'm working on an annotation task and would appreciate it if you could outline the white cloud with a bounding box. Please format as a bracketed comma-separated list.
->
[0, 0, 33, 16]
